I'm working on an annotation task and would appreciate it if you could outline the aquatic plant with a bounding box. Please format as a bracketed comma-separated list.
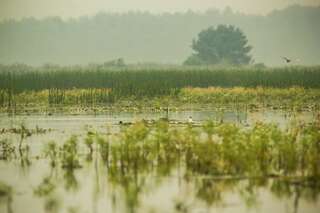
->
[1, 86, 319, 114]
[44, 141, 58, 167]
[18, 124, 31, 151]
[84, 131, 95, 155]
[96, 135, 109, 163]
[1, 66, 320, 94]
[1, 66, 320, 114]
[60, 135, 81, 169]
[0, 139, 15, 160]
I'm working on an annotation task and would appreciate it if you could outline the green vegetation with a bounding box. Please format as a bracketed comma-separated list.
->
[1, 66, 320, 113]
[0, 139, 15, 160]
[1, 119, 320, 213]
[25, 119, 319, 179]
[1, 67, 320, 94]
[0, 87, 319, 114]
[1, 5, 320, 213]
[60, 136, 81, 169]
[5, 119, 319, 179]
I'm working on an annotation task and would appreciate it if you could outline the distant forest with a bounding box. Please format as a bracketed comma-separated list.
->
[0, 5, 319, 66]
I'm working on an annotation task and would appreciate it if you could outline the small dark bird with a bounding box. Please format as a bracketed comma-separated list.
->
[282, 56, 291, 63]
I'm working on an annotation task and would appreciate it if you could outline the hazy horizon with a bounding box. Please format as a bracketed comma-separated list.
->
[0, 3, 319, 66]
[1, 0, 320, 21]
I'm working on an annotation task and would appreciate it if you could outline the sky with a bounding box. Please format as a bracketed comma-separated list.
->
[0, 0, 320, 21]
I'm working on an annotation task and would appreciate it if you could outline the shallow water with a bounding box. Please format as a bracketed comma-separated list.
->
[0, 110, 319, 213]
[0, 109, 315, 131]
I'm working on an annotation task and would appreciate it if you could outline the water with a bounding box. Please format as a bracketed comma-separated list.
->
[0, 110, 319, 213]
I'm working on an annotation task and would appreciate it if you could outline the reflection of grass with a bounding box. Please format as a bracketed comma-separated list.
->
[41, 119, 320, 179]
[44, 141, 58, 167]
[0, 181, 12, 197]
[34, 177, 56, 197]
[34, 176, 61, 213]
[2, 118, 319, 213]
[15, 118, 317, 212]
[0, 181, 13, 213]
[60, 136, 81, 169]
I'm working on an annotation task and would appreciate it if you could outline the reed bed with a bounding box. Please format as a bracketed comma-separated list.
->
[1, 66, 320, 96]
[1, 65, 319, 112]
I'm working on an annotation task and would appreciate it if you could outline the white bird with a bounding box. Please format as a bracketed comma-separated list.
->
[188, 116, 193, 123]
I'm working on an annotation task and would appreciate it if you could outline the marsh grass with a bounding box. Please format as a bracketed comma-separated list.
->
[60, 136, 81, 169]
[0, 87, 319, 114]
[37, 119, 320, 180]
[2, 118, 319, 213]
[1, 66, 320, 93]
[44, 141, 58, 168]
[1, 66, 320, 110]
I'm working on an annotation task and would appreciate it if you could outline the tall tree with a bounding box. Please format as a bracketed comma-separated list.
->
[184, 25, 252, 65]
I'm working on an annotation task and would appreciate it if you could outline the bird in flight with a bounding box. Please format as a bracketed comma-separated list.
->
[282, 56, 291, 63]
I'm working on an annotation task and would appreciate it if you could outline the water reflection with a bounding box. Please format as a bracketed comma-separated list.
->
[0, 182, 13, 213]
[63, 169, 79, 192]
[0, 113, 319, 213]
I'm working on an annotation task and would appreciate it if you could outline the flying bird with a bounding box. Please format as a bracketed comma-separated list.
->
[282, 56, 291, 63]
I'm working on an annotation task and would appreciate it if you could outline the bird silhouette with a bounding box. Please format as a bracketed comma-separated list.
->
[282, 56, 291, 63]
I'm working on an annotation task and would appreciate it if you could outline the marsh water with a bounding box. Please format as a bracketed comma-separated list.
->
[0, 110, 319, 213]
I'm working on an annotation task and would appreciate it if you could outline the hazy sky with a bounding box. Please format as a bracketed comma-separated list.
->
[0, 0, 319, 20]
